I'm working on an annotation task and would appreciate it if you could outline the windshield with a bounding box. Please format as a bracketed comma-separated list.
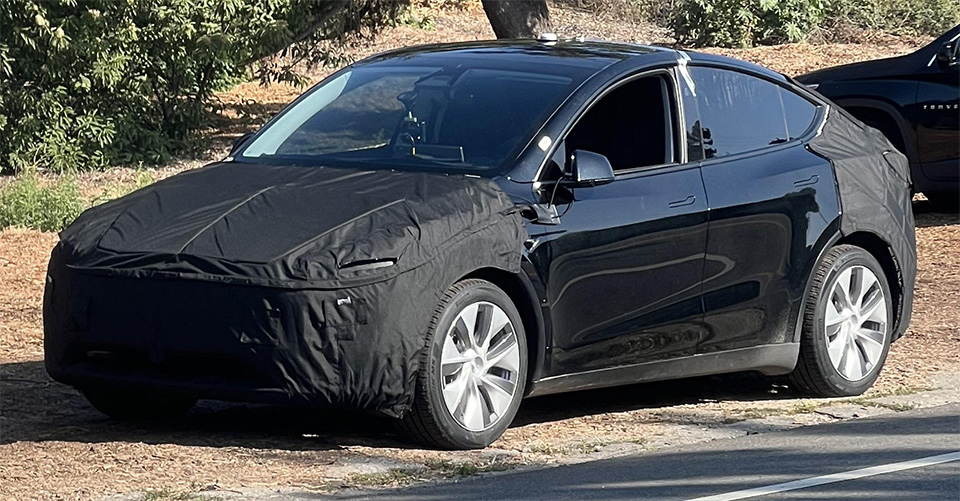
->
[238, 63, 579, 173]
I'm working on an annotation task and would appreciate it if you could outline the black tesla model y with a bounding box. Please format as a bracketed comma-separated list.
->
[45, 39, 916, 449]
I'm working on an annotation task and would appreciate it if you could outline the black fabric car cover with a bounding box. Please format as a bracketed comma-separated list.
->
[44, 163, 526, 417]
[807, 108, 916, 338]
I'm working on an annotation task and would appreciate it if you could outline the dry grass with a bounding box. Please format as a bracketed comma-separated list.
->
[0, 228, 57, 362]
[878, 201, 960, 394]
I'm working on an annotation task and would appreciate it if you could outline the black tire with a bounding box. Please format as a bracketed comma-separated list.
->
[82, 387, 196, 420]
[400, 279, 527, 449]
[789, 245, 894, 397]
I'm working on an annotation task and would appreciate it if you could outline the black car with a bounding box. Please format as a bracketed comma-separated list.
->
[44, 40, 916, 450]
[798, 26, 960, 208]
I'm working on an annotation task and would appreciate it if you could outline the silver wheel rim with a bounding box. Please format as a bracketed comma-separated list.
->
[440, 301, 520, 432]
[824, 265, 888, 381]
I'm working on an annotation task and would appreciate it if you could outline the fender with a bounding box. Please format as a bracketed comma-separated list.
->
[792, 221, 843, 344]
[517, 260, 549, 392]
[461, 262, 548, 396]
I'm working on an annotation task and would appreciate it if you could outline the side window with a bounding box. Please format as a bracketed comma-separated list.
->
[780, 88, 819, 139]
[690, 67, 788, 159]
[563, 74, 677, 172]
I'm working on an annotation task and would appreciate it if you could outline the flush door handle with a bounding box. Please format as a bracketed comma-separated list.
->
[668, 195, 697, 208]
[794, 174, 819, 187]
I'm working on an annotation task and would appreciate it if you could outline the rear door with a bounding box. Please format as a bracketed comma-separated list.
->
[525, 71, 709, 377]
[686, 66, 839, 354]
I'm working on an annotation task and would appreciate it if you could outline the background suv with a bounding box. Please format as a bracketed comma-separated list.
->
[798, 25, 960, 209]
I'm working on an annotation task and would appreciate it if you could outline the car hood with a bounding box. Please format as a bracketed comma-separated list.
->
[57, 162, 520, 288]
[797, 53, 919, 84]
[796, 26, 960, 84]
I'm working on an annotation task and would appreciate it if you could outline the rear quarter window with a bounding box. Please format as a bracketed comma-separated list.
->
[779, 88, 819, 139]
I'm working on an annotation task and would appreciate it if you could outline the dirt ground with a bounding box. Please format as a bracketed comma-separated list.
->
[2, 5, 958, 501]
[1, 203, 957, 500]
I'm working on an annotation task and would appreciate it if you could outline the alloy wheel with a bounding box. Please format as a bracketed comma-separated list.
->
[440, 301, 521, 432]
[824, 265, 888, 381]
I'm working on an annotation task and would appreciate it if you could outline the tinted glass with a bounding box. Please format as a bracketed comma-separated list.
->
[239, 64, 579, 172]
[691, 67, 788, 158]
[780, 88, 818, 139]
[678, 71, 704, 162]
[565, 76, 673, 172]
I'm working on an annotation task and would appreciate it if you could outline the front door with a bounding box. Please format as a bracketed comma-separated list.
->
[525, 72, 709, 376]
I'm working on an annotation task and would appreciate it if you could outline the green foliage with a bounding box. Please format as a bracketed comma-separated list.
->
[0, 169, 159, 232]
[89, 169, 157, 206]
[0, 0, 407, 174]
[396, 5, 435, 29]
[669, 0, 958, 48]
[0, 175, 85, 232]
[140, 488, 217, 501]
[670, 0, 827, 47]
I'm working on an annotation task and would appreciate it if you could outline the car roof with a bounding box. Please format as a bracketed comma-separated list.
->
[360, 39, 789, 83]
[369, 39, 674, 61]
[359, 39, 676, 75]
[684, 51, 789, 82]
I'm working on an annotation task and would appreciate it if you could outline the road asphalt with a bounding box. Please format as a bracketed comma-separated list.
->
[310, 403, 960, 501]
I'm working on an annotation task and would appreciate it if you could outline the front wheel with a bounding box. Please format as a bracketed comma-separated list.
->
[401, 279, 527, 449]
[789, 245, 893, 396]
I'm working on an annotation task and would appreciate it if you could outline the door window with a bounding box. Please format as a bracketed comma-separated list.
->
[690, 67, 789, 159]
[780, 88, 819, 139]
[562, 74, 678, 172]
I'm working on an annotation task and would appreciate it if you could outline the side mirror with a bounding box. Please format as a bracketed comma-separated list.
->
[936, 40, 958, 68]
[566, 150, 615, 187]
[230, 132, 255, 155]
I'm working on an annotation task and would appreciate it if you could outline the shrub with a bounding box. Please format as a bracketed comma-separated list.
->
[0, 175, 85, 232]
[88, 169, 157, 206]
[0, 169, 160, 231]
[669, 0, 959, 48]
[0, 1, 406, 174]
[396, 4, 436, 29]
[671, 0, 827, 48]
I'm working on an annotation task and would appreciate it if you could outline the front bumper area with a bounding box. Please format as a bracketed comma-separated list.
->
[43, 249, 438, 417]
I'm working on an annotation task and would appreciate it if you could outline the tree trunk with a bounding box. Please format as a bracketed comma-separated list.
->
[481, 0, 551, 39]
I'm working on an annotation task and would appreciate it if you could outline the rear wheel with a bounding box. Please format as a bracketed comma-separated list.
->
[789, 245, 893, 397]
[400, 279, 527, 449]
[82, 387, 196, 420]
